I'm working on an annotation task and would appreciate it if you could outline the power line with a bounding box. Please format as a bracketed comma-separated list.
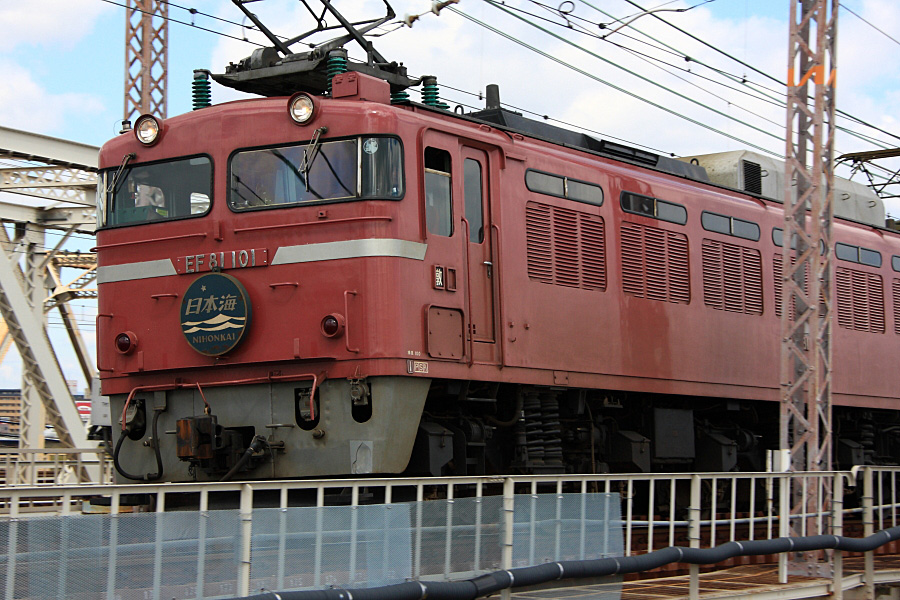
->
[564, 0, 900, 176]
[508, 1, 786, 131]
[99, 0, 272, 47]
[438, 83, 676, 156]
[461, 2, 782, 156]
[841, 4, 900, 49]
[571, 0, 899, 156]
[606, 0, 900, 147]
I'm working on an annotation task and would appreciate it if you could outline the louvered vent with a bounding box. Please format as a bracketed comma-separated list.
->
[836, 267, 885, 333]
[894, 279, 900, 335]
[525, 201, 606, 291]
[742, 160, 763, 195]
[702, 240, 763, 314]
[773, 255, 811, 318]
[620, 222, 690, 304]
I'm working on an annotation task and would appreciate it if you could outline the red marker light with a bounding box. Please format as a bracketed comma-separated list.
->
[115, 332, 137, 354]
[321, 314, 345, 338]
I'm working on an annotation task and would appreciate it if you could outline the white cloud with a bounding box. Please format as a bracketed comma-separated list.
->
[0, 60, 105, 135]
[0, 0, 113, 51]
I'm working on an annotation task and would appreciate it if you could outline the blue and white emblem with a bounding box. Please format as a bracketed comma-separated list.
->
[180, 273, 252, 356]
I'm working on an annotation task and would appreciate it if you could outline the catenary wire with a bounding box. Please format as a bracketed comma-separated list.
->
[607, 0, 900, 146]
[508, 1, 786, 131]
[437, 83, 676, 155]
[99, 0, 896, 186]
[841, 5, 900, 49]
[572, 0, 900, 154]
[99, 0, 273, 47]
[461, 3, 783, 155]
[526, 0, 899, 175]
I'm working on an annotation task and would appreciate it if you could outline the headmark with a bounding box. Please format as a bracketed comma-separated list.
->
[180, 272, 252, 356]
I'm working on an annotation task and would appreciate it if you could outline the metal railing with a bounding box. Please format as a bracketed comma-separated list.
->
[0, 447, 112, 486]
[1, 468, 900, 600]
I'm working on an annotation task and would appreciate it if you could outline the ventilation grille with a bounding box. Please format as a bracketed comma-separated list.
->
[702, 240, 762, 315]
[836, 267, 884, 333]
[620, 222, 690, 303]
[773, 254, 812, 318]
[742, 160, 763, 195]
[526, 202, 606, 291]
[894, 279, 900, 335]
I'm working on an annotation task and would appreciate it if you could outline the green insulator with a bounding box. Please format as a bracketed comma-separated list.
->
[390, 90, 411, 105]
[192, 69, 211, 110]
[421, 76, 447, 109]
[326, 51, 349, 94]
[421, 83, 439, 106]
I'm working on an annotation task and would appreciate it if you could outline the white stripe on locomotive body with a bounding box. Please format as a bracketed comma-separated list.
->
[97, 259, 177, 284]
[97, 238, 428, 283]
[271, 238, 427, 265]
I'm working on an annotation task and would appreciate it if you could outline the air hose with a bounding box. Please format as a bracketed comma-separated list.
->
[113, 409, 164, 482]
[225, 525, 900, 600]
[220, 435, 268, 482]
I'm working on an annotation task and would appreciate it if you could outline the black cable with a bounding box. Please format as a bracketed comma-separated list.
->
[219, 435, 267, 482]
[113, 409, 163, 482]
[842, 4, 900, 49]
[98, 0, 271, 47]
[224, 525, 900, 600]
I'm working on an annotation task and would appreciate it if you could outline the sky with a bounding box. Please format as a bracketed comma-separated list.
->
[0, 0, 898, 395]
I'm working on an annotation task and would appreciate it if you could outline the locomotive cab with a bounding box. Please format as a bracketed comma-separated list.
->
[97, 76, 445, 482]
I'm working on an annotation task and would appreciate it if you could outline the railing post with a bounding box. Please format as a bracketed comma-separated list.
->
[689, 474, 701, 600]
[501, 476, 515, 600]
[197, 490, 209, 600]
[779, 473, 791, 584]
[4, 494, 19, 600]
[152, 492, 166, 600]
[106, 491, 121, 600]
[863, 467, 875, 600]
[832, 472, 843, 600]
[238, 484, 253, 597]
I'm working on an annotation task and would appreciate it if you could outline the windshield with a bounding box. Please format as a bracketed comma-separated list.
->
[228, 136, 403, 211]
[101, 155, 212, 227]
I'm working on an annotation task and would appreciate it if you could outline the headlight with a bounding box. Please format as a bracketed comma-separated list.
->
[134, 115, 160, 145]
[288, 93, 315, 124]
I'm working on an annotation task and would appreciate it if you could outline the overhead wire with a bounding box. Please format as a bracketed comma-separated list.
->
[512, 0, 786, 131]
[841, 4, 900, 49]
[98, 0, 897, 187]
[572, 0, 898, 157]
[539, 0, 898, 183]
[438, 83, 676, 156]
[606, 0, 900, 147]
[455, 2, 782, 156]
[98, 0, 274, 47]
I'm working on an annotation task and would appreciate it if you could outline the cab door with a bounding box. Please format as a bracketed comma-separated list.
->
[461, 146, 497, 362]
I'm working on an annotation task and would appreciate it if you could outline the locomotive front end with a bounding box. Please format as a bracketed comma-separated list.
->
[97, 80, 432, 483]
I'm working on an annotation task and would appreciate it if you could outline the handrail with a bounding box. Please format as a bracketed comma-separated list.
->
[2, 468, 899, 600]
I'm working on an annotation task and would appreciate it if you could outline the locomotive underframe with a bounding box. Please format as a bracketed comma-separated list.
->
[109, 368, 900, 483]
[110, 376, 430, 482]
[411, 378, 900, 478]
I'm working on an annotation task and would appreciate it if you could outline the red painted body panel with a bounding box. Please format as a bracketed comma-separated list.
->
[97, 83, 900, 480]
[98, 93, 900, 404]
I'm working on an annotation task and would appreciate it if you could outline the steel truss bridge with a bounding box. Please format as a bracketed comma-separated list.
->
[0, 125, 100, 456]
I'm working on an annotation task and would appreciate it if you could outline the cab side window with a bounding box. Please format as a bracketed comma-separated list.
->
[464, 158, 484, 243]
[424, 147, 452, 237]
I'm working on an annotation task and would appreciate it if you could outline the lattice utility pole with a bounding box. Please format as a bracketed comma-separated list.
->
[125, 0, 168, 121]
[780, 0, 837, 578]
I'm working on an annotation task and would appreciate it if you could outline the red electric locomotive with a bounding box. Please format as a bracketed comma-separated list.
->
[97, 3, 900, 483]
